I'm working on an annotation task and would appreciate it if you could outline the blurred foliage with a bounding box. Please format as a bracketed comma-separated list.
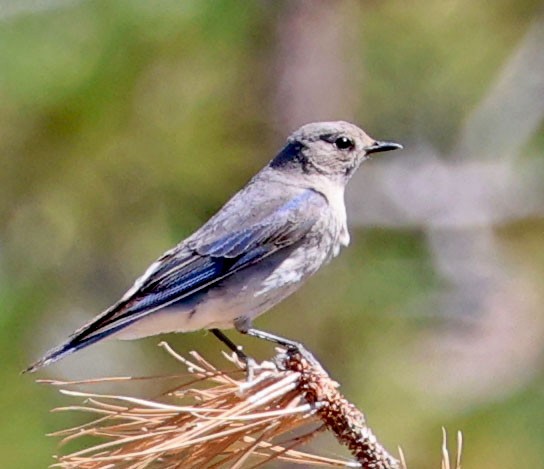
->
[1, 1, 543, 467]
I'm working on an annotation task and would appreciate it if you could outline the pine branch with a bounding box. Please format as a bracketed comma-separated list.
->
[280, 349, 400, 468]
[41, 342, 462, 469]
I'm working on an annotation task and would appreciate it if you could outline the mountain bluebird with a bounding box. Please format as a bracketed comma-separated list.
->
[25, 121, 401, 373]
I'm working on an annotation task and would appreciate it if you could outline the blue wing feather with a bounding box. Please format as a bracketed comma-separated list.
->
[197, 190, 318, 258]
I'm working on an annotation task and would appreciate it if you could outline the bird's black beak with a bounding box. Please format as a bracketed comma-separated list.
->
[365, 140, 403, 155]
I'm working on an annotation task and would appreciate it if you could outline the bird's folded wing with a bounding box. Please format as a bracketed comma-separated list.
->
[25, 189, 327, 371]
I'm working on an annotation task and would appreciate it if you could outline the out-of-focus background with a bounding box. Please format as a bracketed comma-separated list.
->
[2, 0, 544, 467]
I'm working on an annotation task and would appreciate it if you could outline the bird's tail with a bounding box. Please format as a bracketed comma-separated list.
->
[22, 301, 132, 374]
[22, 326, 114, 374]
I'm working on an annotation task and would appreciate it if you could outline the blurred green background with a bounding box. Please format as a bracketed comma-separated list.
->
[2, 0, 544, 467]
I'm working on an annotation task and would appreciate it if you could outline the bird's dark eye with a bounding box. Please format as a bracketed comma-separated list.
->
[334, 136, 355, 150]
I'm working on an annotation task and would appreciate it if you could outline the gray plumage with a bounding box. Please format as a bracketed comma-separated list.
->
[25, 121, 401, 373]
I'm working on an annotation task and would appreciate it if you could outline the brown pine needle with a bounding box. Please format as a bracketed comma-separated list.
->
[46, 343, 462, 468]
[440, 428, 463, 469]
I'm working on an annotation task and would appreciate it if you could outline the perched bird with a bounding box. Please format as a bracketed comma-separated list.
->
[25, 121, 401, 373]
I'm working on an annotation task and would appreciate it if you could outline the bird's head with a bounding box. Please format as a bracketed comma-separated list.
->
[270, 121, 402, 183]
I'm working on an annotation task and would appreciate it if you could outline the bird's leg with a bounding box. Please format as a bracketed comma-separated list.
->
[243, 328, 322, 370]
[234, 318, 321, 370]
[210, 328, 248, 361]
[242, 328, 303, 350]
[210, 328, 257, 377]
